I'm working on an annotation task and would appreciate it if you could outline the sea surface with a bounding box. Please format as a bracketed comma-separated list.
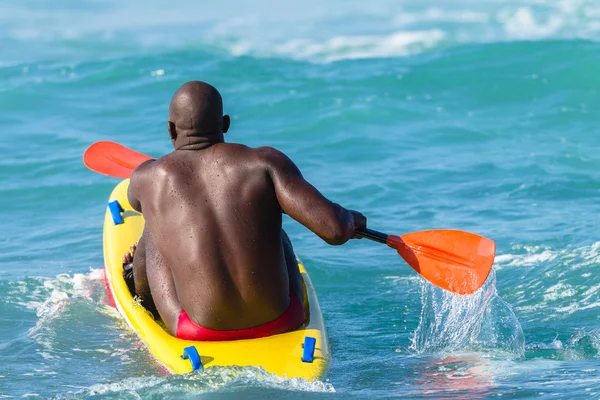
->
[2, 0, 600, 398]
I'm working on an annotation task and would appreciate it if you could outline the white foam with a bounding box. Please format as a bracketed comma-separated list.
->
[499, 7, 565, 39]
[581, 284, 600, 298]
[230, 29, 446, 62]
[84, 376, 166, 396]
[72, 366, 334, 397]
[498, 241, 600, 269]
[383, 275, 423, 284]
[395, 7, 490, 25]
[495, 248, 560, 269]
[543, 283, 576, 301]
[555, 301, 600, 315]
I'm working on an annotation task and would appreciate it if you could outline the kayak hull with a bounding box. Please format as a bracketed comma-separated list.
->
[103, 179, 330, 379]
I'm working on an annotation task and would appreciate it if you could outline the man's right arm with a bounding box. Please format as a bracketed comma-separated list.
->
[261, 147, 366, 245]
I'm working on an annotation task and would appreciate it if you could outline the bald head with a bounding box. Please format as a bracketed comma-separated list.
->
[168, 81, 229, 147]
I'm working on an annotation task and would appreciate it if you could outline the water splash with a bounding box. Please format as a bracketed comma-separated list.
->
[5, 269, 106, 313]
[26, 269, 107, 337]
[410, 270, 524, 358]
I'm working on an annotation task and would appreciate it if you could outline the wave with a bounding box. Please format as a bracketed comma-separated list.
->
[3, 0, 600, 63]
[496, 242, 600, 270]
[229, 1, 600, 62]
[496, 242, 600, 320]
[527, 328, 600, 361]
[226, 30, 446, 62]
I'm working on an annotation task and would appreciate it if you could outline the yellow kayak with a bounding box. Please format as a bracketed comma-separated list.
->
[103, 179, 330, 380]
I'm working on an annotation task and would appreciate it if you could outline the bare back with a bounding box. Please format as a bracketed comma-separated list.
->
[132, 143, 290, 329]
[125, 81, 365, 334]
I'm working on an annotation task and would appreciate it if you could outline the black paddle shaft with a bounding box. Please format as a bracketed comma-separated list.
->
[354, 228, 389, 244]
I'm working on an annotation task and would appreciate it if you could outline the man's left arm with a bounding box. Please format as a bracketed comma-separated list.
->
[127, 160, 154, 213]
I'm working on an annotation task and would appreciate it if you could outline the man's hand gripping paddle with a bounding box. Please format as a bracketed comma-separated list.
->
[84, 141, 496, 295]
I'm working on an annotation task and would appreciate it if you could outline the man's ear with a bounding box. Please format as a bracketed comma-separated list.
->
[168, 121, 177, 141]
[223, 115, 231, 133]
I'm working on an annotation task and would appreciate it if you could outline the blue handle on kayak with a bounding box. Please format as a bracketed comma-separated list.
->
[108, 200, 124, 225]
[301, 336, 316, 363]
[181, 346, 203, 371]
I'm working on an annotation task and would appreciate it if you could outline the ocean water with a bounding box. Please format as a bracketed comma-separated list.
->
[2, 0, 600, 398]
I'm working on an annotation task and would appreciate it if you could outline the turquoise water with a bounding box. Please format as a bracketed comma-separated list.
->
[2, 0, 600, 398]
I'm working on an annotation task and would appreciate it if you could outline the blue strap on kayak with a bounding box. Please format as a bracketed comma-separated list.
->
[108, 200, 124, 225]
[301, 336, 316, 363]
[181, 346, 203, 371]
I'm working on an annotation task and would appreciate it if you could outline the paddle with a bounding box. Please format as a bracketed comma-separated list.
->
[84, 141, 495, 295]
[355, 228, 494, 295]
[83, 141, 153, 178]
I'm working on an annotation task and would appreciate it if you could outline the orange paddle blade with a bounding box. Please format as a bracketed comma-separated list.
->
[83, 141, 153, 178]
[387, 230, 495, 295]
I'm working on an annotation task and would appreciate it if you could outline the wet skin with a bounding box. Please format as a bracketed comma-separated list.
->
[125, 81, 366, 335]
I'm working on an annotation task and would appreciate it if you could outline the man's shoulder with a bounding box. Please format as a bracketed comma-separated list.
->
[254, 145, 279, 156]
[130, 153, 176, 182]
[221, 142, 279, 155]
[249, 145, 288, 162]
[214, 144, 298, 179]
[220, 143, 287, 166]
[254, 146, 294, 169]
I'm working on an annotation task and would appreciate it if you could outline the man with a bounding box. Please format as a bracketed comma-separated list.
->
[123, 81, 366, 341]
